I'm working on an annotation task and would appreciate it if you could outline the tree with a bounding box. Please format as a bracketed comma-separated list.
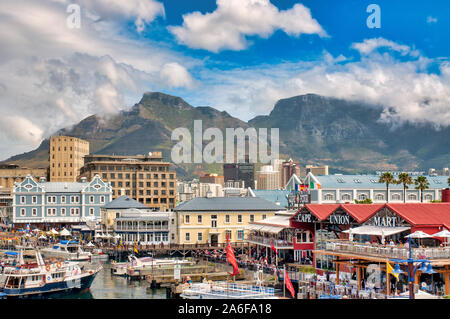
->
[415, 176, 430, 203]
[355, 198, 373, 204]
[397, 172, 413, 203]
[379, 172, 395, 203]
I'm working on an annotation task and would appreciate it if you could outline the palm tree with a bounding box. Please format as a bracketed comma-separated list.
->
[415, 176, 430, 202]
[379, 172, 395, 203]
[397, 172, 413, 203]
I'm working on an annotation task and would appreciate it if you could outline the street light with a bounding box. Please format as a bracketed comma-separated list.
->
[390, 236, 435, 299]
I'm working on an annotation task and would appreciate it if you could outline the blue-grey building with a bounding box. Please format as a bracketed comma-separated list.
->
[11, 174, 112, 228]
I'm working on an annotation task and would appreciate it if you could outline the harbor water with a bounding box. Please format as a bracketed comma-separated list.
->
[58, 261, 167, 299]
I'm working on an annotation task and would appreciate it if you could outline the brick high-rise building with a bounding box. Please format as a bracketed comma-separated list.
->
[280, 159, 300, 188]
[79, 153, 177, 211]
[49, 136, 89, 182]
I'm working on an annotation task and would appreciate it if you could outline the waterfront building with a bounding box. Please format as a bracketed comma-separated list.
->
[174, 197, 283, 245]
[223, 161, 255, 189]
[199, 173, 224, 185]
[256, 165, 280, 190]
[11, 174, 112, 228]
[49, 136, 89, 182]
[113, 208, 176, 245]
[0, 164, 48, 193]
[305, 172, 447, 204]
[304, 165, 329, 177]
[280, 159, 300, 186]
[100, 195, 150, 231]
[78, 153, 176, 211]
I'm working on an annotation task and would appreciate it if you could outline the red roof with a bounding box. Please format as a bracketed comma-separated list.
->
[340, 204, 385, 223]
[386, 203, 450, 230]
[304, 204, 340, 220]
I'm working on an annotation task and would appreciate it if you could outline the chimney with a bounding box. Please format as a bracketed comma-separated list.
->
[80, 177, 87, 183]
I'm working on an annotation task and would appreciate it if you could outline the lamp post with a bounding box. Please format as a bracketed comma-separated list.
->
[391, 236, 435, 299]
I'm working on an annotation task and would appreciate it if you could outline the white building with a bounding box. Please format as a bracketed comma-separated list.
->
[304, 173, 448, 204]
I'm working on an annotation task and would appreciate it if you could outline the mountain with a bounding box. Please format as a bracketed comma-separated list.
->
[3, 92, 450, 177]
[249, 94, 450, 173]
[3, 92, 250, 177]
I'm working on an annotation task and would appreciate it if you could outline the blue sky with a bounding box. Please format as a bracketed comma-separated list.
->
[0, 0, 448, 159]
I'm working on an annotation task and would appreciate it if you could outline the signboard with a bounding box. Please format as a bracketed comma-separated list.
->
[296, 213, 315, 223]
[328, 213, 351, 225]
[174, 264, 181, 280]
[364, 207, 410, 228]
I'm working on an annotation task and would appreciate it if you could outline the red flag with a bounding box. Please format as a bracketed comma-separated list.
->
[271, 241, 277, 256]
[226, 235, 239, 276]
[284, 269, 295, 298]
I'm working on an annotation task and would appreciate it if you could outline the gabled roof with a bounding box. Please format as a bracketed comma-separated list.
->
[386, 203, 450, 229]
[174, 197, 283, 212]
[304, 204, 340, 220]
[103, 196, 148, 209]
[340, 204, 385, 223]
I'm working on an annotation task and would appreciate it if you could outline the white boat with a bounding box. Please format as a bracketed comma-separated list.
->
[111, 255, 193, 277]
[40, 240, 92, 262]
[0, 248, 101, 298]
[180, 281, 278, 299]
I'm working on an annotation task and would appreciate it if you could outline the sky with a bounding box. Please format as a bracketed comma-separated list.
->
[0, 0, 449, 160]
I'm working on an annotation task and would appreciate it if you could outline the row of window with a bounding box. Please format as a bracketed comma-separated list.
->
[184, 214, 265, 224]
[119, 232, 170, 242]
[324, 193, 434, 201]
[100, 173, 175, 180]
[185, 230, 245, 242]
[94, 165, 169, 172]
[19, 207, 95, 217]
[20, 195, 106, 204]
[110, 181, 174, 189]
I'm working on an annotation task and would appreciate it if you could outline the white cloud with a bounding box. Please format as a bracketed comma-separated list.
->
[427, 16, 438, 24]
[0, 0, 196, 160]
[159, 63, 195, 88]
[168, 0, 326, 52]
[351, 37, 417, 57]
[189, 43, 450, 128]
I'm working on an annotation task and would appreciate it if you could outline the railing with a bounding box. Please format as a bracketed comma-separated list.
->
[114, 226, 169, 232]
[246, 235, 293, 248]
[323, 240, 450, 260]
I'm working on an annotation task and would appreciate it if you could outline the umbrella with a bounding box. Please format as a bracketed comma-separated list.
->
[32, 228, 40, 233]
[348, 228, 353, 242]
[406, 231, 432, 247]
[59, 228, 71, 236]
[38, 235, 47, 240]
[431, 229, 450, 246]
[86, 242, 95, 247]
[50, 228, 59, 235]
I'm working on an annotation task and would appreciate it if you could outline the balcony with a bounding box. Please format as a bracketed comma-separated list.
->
[323, 240, 450, 260]
[246, 235, 293, 249]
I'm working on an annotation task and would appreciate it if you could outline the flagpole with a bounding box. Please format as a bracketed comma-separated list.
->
[283, 264, 286, 298]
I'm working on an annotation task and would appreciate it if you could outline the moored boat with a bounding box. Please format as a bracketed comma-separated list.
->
[41, 240, 92, 262]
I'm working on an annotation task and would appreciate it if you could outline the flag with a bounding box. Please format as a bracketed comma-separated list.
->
[386, 262, 399, 280]
[134, 241, 139, 254]
[271, 241, 277, 256]
[284, 269, 295, 298]
[226, 235, 239, 276]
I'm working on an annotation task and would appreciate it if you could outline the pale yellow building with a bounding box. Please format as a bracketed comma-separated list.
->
[305, 164, 329, 176]
[174, 197, 282, 245]
[256, 165, 280, 190]
[49, 136, 89, 182]
[0, 164, 47, 193]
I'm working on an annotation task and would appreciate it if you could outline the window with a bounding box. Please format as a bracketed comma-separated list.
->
[100, 196, 105, 203]
[211, 215, 217, 228]
[262, 214, 266, 220]
[225, 215, 230, 223]
[358, 194, 367, 201]
[324, 193, 334, 201]
[225, 230, 232, 240]
[61, 208, 66, 216]
[70, 196, 79, 203]
[353, 179, 362, 183]
[375, 194, 384, 201]
[89, 196, 94, 203]
[61, 196, 66, 204]
[197, 215, 202, 224]
[237, 230, 244, 240]
[424, 194, 433, 201]
[184, 215, 190, 224]
[70, 208, 79, 216]
[197, 232, 202, 241]
[47, 208, 56, 216]
[185, 233, 190, 242]
[237, 215, 242, 223]
[408, 194, 417, 201]
[392, 194, 401, 201]
[89, 208, 95, 215]
[250, 215, 254, 222]
[32, 196, 37, 204]
[336, 178, 346, 183]
[32, 208, 37, 216]
[20, 208, 26, 216]
[341, 194, 351, 201]
[20, 196, 25, 204]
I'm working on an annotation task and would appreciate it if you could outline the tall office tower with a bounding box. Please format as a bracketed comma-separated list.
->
[223, 160, 255, 189]
[280, 159, 301, 187]
[49, 136, 89, 182]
